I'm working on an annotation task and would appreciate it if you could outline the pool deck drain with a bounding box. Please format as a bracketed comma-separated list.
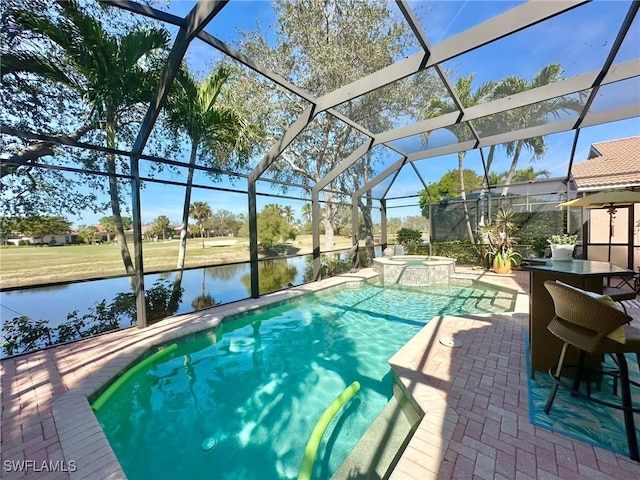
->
[2, 268, 639, 479]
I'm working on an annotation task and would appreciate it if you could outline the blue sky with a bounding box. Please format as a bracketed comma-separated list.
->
[70, 0, 639, 228]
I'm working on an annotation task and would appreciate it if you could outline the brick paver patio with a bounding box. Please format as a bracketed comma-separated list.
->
[1, 268, 639, 479]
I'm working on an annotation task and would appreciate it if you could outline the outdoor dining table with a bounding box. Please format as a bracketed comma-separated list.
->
[522, 259, 635, 378]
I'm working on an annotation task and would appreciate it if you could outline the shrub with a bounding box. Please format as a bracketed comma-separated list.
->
[397, 228, 425, 255]
[396, 228, 422, 244]
[0, 280, 181, 356]
[432, 241, 483, 266]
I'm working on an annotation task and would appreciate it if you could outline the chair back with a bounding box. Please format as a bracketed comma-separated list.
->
[543, 280, 631, 352]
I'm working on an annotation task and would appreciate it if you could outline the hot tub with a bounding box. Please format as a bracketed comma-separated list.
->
[372, 255, 456, 286]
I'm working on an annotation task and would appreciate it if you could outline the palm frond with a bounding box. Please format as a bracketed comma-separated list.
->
[1, 52, 73, 86]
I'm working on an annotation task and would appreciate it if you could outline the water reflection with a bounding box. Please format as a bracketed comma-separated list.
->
[190, 269, 218, 311]
[241, 259, 299, 296]
[0, 250, 384, 356]
[0, 257, 311, 331]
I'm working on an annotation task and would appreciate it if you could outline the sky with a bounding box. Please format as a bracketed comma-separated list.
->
[66, 0, 640, 228]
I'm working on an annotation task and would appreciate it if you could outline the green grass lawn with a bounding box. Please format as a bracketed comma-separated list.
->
[0, 235, 353, 288]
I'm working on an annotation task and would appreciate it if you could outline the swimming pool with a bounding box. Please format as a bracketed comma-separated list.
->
[94, 283, 514, 479]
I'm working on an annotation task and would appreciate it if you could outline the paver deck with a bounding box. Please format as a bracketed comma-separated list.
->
[1, 267, 639, 479]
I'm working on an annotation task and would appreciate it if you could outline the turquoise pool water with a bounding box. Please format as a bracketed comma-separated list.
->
[94, 283, 514, 479]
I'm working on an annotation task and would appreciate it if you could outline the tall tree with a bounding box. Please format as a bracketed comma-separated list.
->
[7, 0, 169, 282]
[189, 202, 213, 248]
[166, 65, 257, 272]
[256, 204, 296, 250]
[240, 0, 439, 251]
[419, 168, 484, 204]
[301, 203, 312, 225]
[18, 216, 72, 243]
[424, 74, 496, 243]
[150, 215, 172, 241]
[282, 206, 295, 225]
[77, 225, 98, 244]
[512, 166, 551, 183]
[494, 65, 585, 197]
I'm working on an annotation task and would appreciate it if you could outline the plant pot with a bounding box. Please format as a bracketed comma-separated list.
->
[493, 258, 512, 274]
[550, 244, 574, 261]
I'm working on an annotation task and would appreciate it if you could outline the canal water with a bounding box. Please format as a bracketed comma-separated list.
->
[0, 256, 311, 330]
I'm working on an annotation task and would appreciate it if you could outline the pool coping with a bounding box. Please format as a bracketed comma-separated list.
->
[47, 268, 525, 479]
[386, 276, 529, 478]
[6, 268, 639, 479]
[50, 271, 380, 479]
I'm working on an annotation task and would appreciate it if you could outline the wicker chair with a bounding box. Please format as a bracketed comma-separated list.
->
[543, 280, 640, 461]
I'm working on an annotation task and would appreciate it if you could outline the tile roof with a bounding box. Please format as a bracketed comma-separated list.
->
[572, 136, 640, 190]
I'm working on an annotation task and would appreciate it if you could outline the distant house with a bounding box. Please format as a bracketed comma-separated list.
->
[93, 225, 110, 243]
[7, 233, 79, 246]
[569, 136, 640, 269]
[572, 136, 640, 191]
[124, 225, 152, 242]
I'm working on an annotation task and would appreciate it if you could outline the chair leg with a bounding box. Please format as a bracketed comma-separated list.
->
[614, 353, 639, 462]
[545, 342, 569, 415]
[571, 350, 586, 397]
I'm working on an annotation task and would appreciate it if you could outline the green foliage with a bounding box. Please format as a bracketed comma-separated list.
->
[3, 1, 171, 220]
[478, 208, 520, 265]
[77, 225, 98, 244]
[0, 280, 181, 356]
[14, 215, 72, 241]
[241, 259, 298, 294]
[548, 234, 578, 245]
[210, 210, 244, 237]
[518, 236, 549, 257]
[239, 0, 442, 250]
[419, 169, 484, 207]
[431, 241, 484, 265]
[1, 316, 53, 356]
[303, 255, 352, 282]
[396, 228, 424, 255]
[257, 204, 297, 249]
[166, 65, 261, 171]
[189, 201, 213, 246]
[100, 216, 132, 241]
[396, 228, 422, 244]
[511, 166, 551, 182]
[493, 249, 522, 267]
[148, 215, 172, 240]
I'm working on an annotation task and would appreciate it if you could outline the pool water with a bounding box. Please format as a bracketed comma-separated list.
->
[95, 284, 514, 479]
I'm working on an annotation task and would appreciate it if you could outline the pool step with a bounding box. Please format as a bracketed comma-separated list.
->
[332, 396, 418, 479]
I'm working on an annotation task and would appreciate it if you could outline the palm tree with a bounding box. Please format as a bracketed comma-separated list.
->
[496, 65, 585, 197]
[487, 171, 507, 187]
[512, 166, 551, 182]
[301, 203, 312, 225]
[152, 215, 172, 241]
[425, 74, 496, 243]
[282, 206, 295, 225]
[166, 66, 254, 268]
[11, 1, 169, 282]
[190, 202, 213, 248]
[191, 269, 216, 311]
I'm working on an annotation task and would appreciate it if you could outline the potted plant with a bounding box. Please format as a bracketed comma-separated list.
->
[547, 233, 578, 261]
[478, 208, 522, 274]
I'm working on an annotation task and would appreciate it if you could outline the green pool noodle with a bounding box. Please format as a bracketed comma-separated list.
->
[298, 381, 360, 480]
[92, 343, 177, 412]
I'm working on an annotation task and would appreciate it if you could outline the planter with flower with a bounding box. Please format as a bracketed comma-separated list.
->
[478, 208, 522, 274]
[547, 233, 578, 262]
